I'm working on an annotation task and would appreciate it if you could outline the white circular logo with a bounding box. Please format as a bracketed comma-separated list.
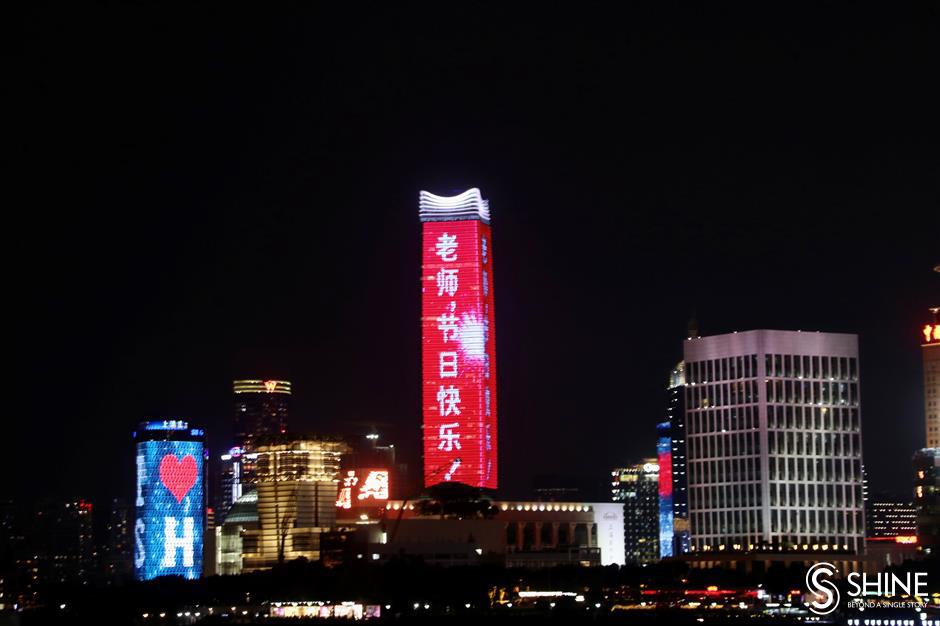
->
[806, 562, 840, 615]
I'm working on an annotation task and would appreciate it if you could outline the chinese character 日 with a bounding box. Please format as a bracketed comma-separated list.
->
[439, 351, 458, 378]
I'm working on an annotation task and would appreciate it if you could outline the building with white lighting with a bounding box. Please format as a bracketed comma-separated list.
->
[327, 500, 624, 568]
[684, 330, 865, 567]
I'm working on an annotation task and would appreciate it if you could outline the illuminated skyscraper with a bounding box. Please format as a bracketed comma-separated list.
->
[419, 189, 497, 490]
[611, 461, 660, 565]
[664, 360, 690, 556]
[133, 420, 206, 580]
[685, 330, 865, 557]
[233, 380, 291, 448]
[241, 437, 349, 571]
[914, 307, 940, 551]
[922, 309, 940, 446]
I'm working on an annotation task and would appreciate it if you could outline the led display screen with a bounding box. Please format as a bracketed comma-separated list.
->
[336, 468, 391, 509]
[135, 439, 205, 580]
[421, 219, 497, 489]
[657, 435, 674, 558]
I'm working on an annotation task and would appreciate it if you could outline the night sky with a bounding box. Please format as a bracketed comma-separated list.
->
[7, 5, 938, 506]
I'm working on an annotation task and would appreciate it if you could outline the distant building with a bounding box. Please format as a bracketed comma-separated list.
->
[612, 461, 660, 565]
[865, 495, 917, 539]
[685, 330, 865, 565]
[332, 500, 623, 567]
[217, 446, 259, 519]
[914, 448, 940, 553]
[102, 498, 132, 583]
[31, 499, 95, 586]
[233, 380, 291, 449]
[241, 437, 349, 571]
[215, 491, 259, 575]
[923, 310, 940, 446]
[666, 361, 690, 555]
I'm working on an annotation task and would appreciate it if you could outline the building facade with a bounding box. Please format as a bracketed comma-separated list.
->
[241, 437, 349, 571]
[865, 495, 917, 539]
[666, 361, 690, 556]
[685, 330, 864, 557]
[133, 420, 206, 580]
[923, 311, 940, 446]
[334, 500, 622, 568]
[612, 461, 660, 565]
[419, 189, 498, 490]
[233, 380, 291, 449]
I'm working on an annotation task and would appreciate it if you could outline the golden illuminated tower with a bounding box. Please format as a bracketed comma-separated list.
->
[240, 437, 349, 571]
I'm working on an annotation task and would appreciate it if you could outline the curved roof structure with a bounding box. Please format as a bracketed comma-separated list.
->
[419, 188, 490, 224]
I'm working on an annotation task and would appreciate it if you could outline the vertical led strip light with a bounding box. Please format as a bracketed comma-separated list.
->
[420, 189, 497, 490]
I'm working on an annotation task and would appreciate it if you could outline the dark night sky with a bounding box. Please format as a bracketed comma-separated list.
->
[6, 5, 938, 506]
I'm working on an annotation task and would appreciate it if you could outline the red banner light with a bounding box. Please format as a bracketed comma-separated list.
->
[421, 220, 497, 489]
[336, 469, 391, 509]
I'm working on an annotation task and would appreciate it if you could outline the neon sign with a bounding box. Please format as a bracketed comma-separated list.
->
[923, 324, 940, 345]
[657, 426, 674, 559]
[420, 189, 498, 490]
[135, 439, 205, 580]
[336, 469, 391, 509]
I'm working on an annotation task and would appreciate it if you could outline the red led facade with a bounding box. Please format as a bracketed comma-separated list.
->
[421, 218, 497, 489]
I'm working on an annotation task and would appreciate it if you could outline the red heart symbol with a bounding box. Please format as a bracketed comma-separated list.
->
[159, 454, 198, 503]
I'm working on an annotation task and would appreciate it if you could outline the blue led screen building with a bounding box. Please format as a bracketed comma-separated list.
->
[656, 421, 674, 559]
[134, 420, 206, 580]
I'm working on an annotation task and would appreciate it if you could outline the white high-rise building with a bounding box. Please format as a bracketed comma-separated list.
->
[684, 330, 864, 558]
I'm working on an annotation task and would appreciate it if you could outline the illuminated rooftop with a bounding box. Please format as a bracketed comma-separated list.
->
[419, 188, 490, 224]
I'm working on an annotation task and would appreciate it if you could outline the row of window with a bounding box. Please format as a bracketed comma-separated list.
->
[768, 405, 860, 431]
[689, 482, 762, 509]
[688, 406, 758, 434]
[687, 356, 759, 384]
[766, 380, 859, 406]
[765, 354, 858, 381]
[768, 432, 862, 459]
[685, 354, 859, 385]
[687, 382, 759, 408]
[769, 509, 863, 536]
[689, 432, 759, 459]
[689, 457, 762, 485]
[768, 482, 864, 508]
[691, 508, 863, 540]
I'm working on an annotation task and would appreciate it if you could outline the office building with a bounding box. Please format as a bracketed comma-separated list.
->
[685, 330, 865, 560]
[865, 495, 916, 539]
[241, 437, 349, 571]
[233, 379, 291, 449]
[664, 361, 690, 556]
[612, 461, 660, 565]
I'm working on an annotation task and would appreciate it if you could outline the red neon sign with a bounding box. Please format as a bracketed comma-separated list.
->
[421, 220, 497, 489]
[336, 469, 391, 509]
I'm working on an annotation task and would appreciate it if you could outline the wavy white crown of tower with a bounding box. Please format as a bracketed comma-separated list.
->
[418, 188, 490, 224]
